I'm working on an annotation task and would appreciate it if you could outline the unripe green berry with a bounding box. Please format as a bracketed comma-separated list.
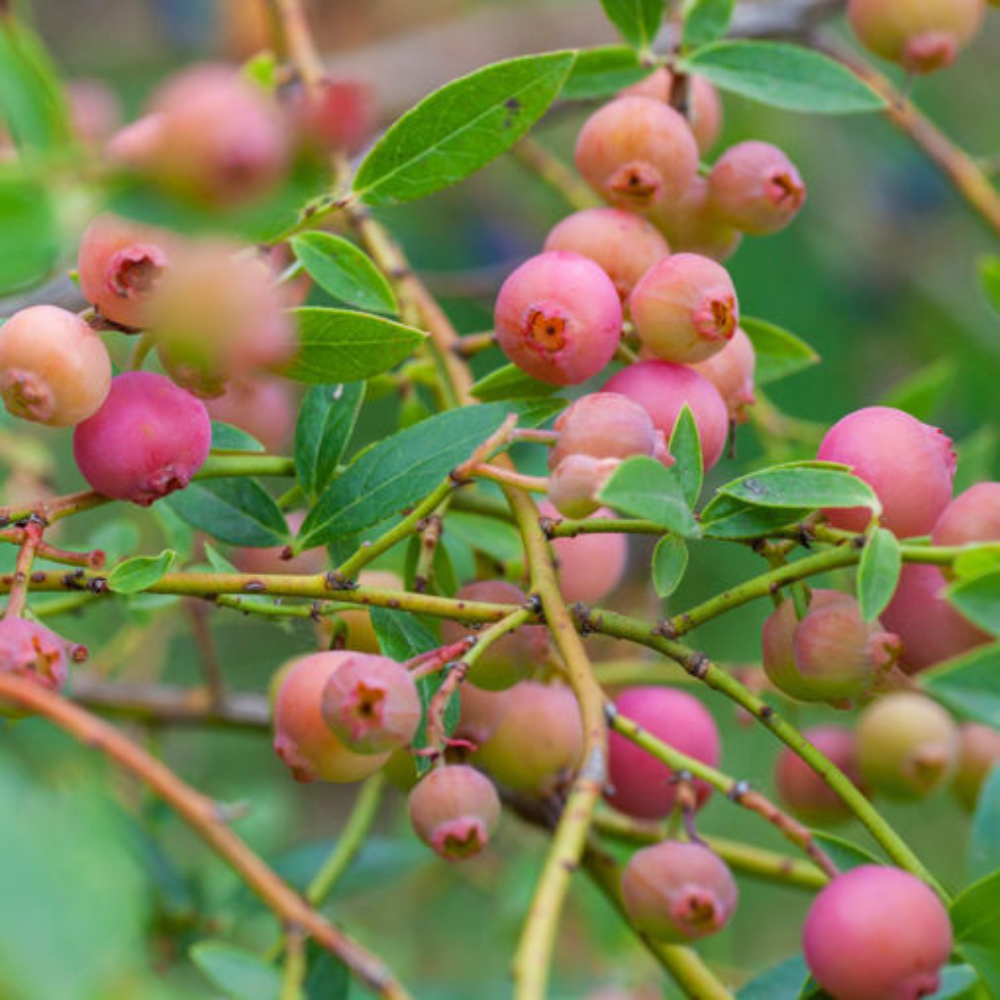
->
[856, 693, 959, 800]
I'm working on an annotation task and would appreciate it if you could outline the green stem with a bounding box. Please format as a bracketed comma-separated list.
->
[198, 455, 296, 479]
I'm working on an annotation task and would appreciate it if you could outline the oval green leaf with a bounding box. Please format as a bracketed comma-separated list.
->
[741, 316, 820, 386]
[600, 0, 666, 52]
[857, 527, 902, 622]
[289, 231, 398, 315]
[720, 465, 880, 514]
[682, 0, 735, 52]
[210, 421, 265, 454]
[947, 572, 1000, 637]
[652, 534, 688, 598]
[562, 46, 650, 100]
[470, 362, 560, 402]
[969, 767, 1000, 883]
[165, 479, 288, 548]
[353, 52, 576, 205]
[107, 550, 176, 595]
[922, 643, 1000, 728]
[598, 455, 699, 537]
[190, 941, 281, 1000]
[295, 382, 365, 500]
[668, 404, 703, 507]
[283, 307, 426, 384]
[951, 870, 1000, 997]
[681, 40, 885, 114]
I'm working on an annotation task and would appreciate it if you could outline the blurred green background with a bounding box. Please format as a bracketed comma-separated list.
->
[1, 0, 999, 997]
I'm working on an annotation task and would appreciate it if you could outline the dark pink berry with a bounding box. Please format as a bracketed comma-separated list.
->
[493, 251, 623, 386]
[408, 764, 500, 861]
[606, 687, 721, 820]
[550, 392, 668, 470]
[320, 652, 421, 754]
[0, 305, 111, 427]
[707, 141, 806, 236]
[775, 726, 867, 825]
[690, 327, 756, 423]
[804, 866, 952, 1000]
[848, 0, 985, 73]
[629, 253, 738, 364]
[575, 96, 699, 211]
[603, 360, 729, 470]
[73, 372, 211, 506]
[622, 841, 737, 942]
[272, 652, 390, 783]
[816, 406, 956, 537]
[543, 207, 670, 301]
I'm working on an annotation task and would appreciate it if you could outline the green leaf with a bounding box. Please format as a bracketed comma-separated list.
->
[165, 479, 288, 547]
[951, 870, 1000, 997]
[669, 404, 703, 506]
[953, 545, 1000, 582]
[931, 965, 988, 999]
[700, 492, 812, 539]
[922, 643, 1000, 728]
[297, 404, 510, 549]
[283, 308, 425, 384]
[295, 383, 365, 500]
[290, 231, 398, 315]
[652, 535, 688, 598]
[682, 0, 735, 51]
[446, 512, 522, 569]
[369, 607, 438, 661]
[190, 941, 281, 1000]
[681, 41, 885, 114]
[0, 172, 59, 294]
[600, 0, 666, 51]
[857, 528, 902, 622]
[107, 550, 176, 595]
[0, 16, 72, 152]
[210, 421, 265, 454]
[353, 52, 576, 205]
[470, 363, 561, 402]
[741, 316, 820, 385]
[969, 767, 1000, 883]
[812, 831, 883, 871]
[598, 455, 699, 537]
[947, 572, 1000, 637]
[561, 46, 650, 100]
[881, 357, 957, 422]
[737, 955, 810, 1000]
[86, 520, 141, 563]
[719, 464, 880, 514]
[980, 256, 1000, 315]
[303, 944, 349, 1000]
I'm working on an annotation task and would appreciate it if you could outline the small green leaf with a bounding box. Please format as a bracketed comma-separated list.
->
[369, 608, 438, 661]
[681, 40, 885, 114]
[303, 944, 349, 1000]
[812, 831, 883, 871]
[446, 512, 522, 569]
[947, 572, 1000, 637]
[951, 870, 1000, 997]
[190, 941, 281, 1000]
[561, 46, 650, 100]
[720, 463, 879, 514]
[470, 363, 561, 402]
[922, 643, 1000, 728]
[0, 172, 60, 294]
[165, 479, 288, 547]
[880, 357, 957, 422]
[353, 52, 576, 205]
[857, 528, 902, 621]
[298, 404, 512, 549]
[652, 535, 688, 598]
[283, 308, 425, 384]
[294, 383, 365, 499]
[598, 455, 699, 537]
[107, 550, 176, 595]
[290, 231, 398, 315]
[969, 767, 1000, 883]
[741, 316, 820, 385]
[953, 544, 1000, 581]
[682, 0, 735, 51]
[737, 955, 810, 1000]
[210, 421, 265, 453]
[700, 492, 811, 539]
[980, 256, 1000, 315]
[600, 0, 667, 52]
[669, 405, 703, 506]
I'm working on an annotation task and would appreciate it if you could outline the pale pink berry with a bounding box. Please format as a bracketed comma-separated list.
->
[549, 392, 669, 470]
[690, 328, 756, 423]
[205, 377, 297, 453]
[804, 866, 952, 1000]
[455, 684, 510, 747]
[847, 0, 985, 73]
[931, 482, 1000, 573]
[0, 618, 70, 695]
[73, 371, 211, 505]
[78, 213, 173, 329]
[549, 454, 621, 518]
[543, 207, 670, 301]
[408, 764, 500, 861]
[776, 726, 867, 825]
[603, 360, 729, 470]
[321, 653, 421, 754]
[623, 69, 723, 153]
[493, 251, 622, 385]
[541, 501, 629, 604]
[0, 305, 111, 427]
[647, 176, 742, 262]
[630, 253, 738, 364]
[622, 841, 737, 942]
[574, 96, 699, 211]
[816, 406, 956, 537]
[606, 687, 721, 820]
[707, 141, 806, 236]
[272, 652, 390, 783]
[953, 723, 1000, 810]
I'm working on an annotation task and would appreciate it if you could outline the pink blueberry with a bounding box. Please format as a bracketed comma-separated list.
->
[408, 764, 500, 861]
